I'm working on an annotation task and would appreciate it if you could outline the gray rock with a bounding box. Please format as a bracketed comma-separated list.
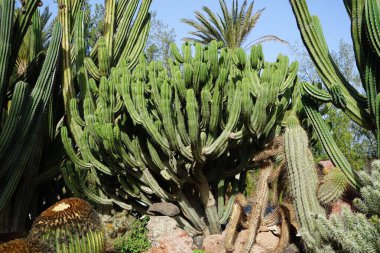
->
[283, 243, 300, 253]
[193, 235, 204, 248]
[147, 202, 180, 216]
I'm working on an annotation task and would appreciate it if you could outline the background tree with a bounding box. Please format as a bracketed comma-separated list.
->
[181, 0, 286, 48]
[292, 40, 376, 169]
[145, 11, 176, 64]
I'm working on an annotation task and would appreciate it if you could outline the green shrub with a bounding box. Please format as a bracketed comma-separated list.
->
[193, 250, 207, 253]
[114, 216, 151, 253]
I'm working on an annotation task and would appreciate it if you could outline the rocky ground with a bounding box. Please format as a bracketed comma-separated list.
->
[144, 216, 300, 253]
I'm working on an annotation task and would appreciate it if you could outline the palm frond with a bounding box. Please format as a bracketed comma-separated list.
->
[181, 0, 285, 49]
[243, 35, 289, 51]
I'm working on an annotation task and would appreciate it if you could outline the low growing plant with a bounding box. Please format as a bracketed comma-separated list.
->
[114, 216, 151, 253]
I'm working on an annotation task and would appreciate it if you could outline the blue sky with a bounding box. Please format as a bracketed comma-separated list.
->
[42, 0, 352, 62]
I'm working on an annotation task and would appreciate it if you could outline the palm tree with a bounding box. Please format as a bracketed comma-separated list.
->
[181, 0, 287, 49]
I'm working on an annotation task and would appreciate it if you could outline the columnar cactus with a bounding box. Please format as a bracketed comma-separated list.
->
[284, 116, 326, 250]
[290, 0, 380, 173]
[0, 0, 64, 232]
[61, 41, 300, 235]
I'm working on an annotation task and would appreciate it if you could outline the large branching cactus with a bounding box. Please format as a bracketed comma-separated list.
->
[289, 0, 380, 251]
[61, 40, 299, 235]
[0, 0, 65, 233]
[290, 0, 380, 182]
[56, 0, 152, 219]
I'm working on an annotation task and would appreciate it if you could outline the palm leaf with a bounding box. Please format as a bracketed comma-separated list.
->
[181, 0, 285, 49]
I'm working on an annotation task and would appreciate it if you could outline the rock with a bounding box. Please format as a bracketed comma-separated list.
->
[202, 225, 281, 253]
[330, 199, 351, 216]
[283, 243, 300, 253]
[255, 228, 280, 249]
[202, 233, 225, 253]
[317, 160, 334, 175]
[193, 235, 204, 249]
[147, 202, 180, 216]
[145, 216, 193, 253]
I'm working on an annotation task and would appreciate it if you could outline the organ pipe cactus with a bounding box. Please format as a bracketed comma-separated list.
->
[61, 41, 299, 235]
[0, 0, 65, 233]
[58, 0, 153, 210]
[290, 0, 380, 166]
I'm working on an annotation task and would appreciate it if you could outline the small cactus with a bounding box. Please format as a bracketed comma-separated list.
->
[317, 167, 349, 206]
[28, 198, 105, 253]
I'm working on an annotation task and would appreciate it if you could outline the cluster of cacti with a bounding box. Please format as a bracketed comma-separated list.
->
[0, 198, 105, 253]
[0, 0, 67, 232]
[303, 161, 380, 252]
[354, 160, 380, 215]
[288, 0, 380, 250]
[61, 38, 300, 235]
[291, 0, 380, 183]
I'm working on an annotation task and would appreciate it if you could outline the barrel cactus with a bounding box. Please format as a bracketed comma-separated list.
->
[28, 198, 105, 253]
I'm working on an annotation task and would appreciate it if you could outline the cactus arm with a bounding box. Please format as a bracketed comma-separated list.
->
[58, 0, 76, 117]
[174, 90, 190, 146]
[364, 55, 379, 121]
[61, 126, 93, 169]
[170, 43, 184, 63]
[80, 130, 112, 175]
[302, 81, 333, 102]
[29, 9, 42, 61]
[98, 36, 110, 77]
[126, 21, 151, 70]
[186, 89, 205, 163]
[365, 0, 380, 59]
[161, 81, 179, 151]
[303, 99, 361, 190]
[203, 82, 242, 158]
[113, 0, 139, 60]
[0, 82, 30, 170]
[104, 0, 116, 63]
[290, 0, 372, 129]
[347, 0, 366, 75]
[13, 0, 39, 62]
[206, 81, 221, 145]
[117, 0, 152, 66]
[84, 57, 101, 81]
[70, 99, 85, 127]
[74, 10, 90, 100]
[0, 0, 14, 119]
[135, 82, 170, 153]
[116, 74, 142, 124]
